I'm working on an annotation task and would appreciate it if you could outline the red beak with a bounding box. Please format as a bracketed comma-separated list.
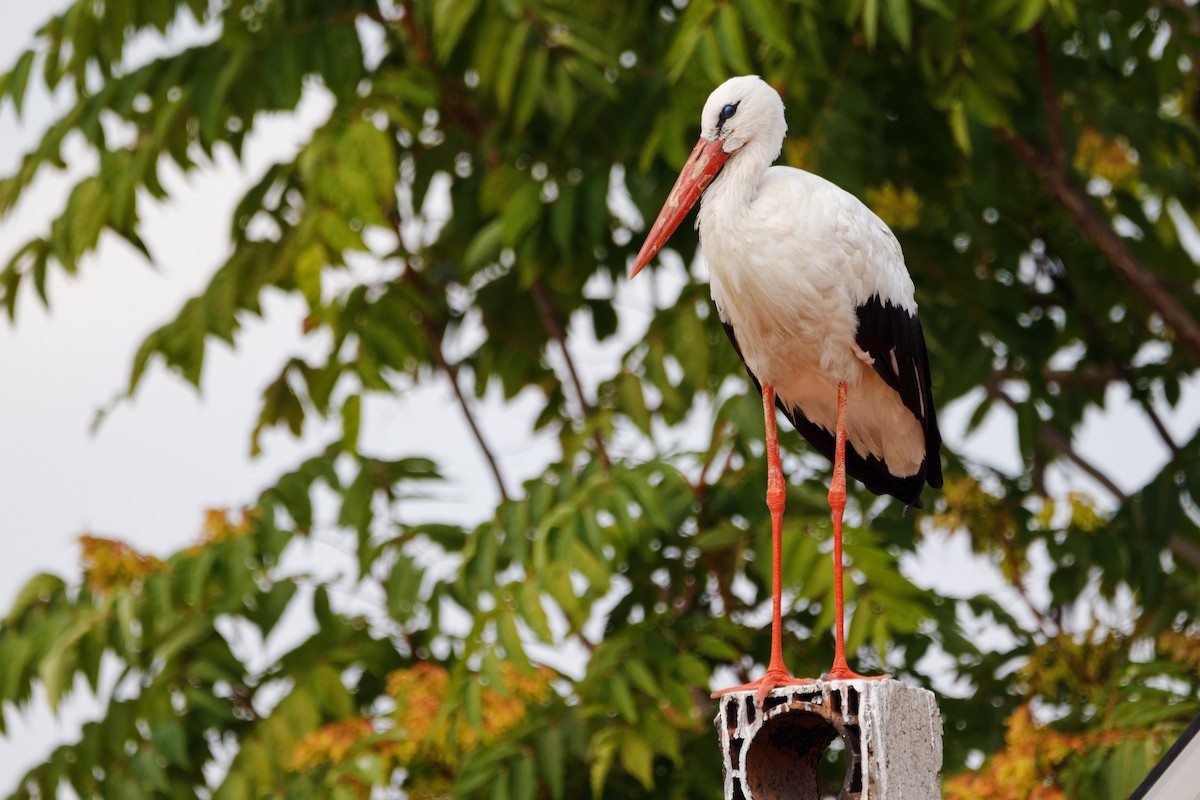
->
[629, 137, 730, 279]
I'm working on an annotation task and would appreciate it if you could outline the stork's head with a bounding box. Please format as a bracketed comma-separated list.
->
[630, 76, 786, 278]
[700, 75, 787, 156]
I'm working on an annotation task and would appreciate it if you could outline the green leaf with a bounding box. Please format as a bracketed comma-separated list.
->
[862, 0, 880, 49]
[693, 634, 740, 661]
[341, 393, 361, 450]
[155, 616, 210, 663]
[512, 755, 536, 800]
[5, 573, 65, 624]
[1012, 0, 1047, 32]
[618, 730, 654, 789]
[433, 0, 482, 61]
[536, 726, 565, 800]
[624, 659, 661, 700]
[608, 675, 637, 723]
[589, 729, 619, 798]
[6, 50, 36, 115]
[495, 610, 530, 670]
[948, 99, 971, 153]
[493, 29, 527, 112]
[617, 372, 651, 435]
[385, 554, 422, 621]
[151, 720, 191, 768]
[464, 219, 505, 270]
[255, 581, 297, 637]
[737, 0, 796, 57]
[513, 47, 547, 133]
[882, 0, 912, 50]
[715, 6, 753, 75]
[518, 580, 554, 642]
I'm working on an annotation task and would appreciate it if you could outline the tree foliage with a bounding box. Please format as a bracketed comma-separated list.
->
[3, 0, 1200, 797]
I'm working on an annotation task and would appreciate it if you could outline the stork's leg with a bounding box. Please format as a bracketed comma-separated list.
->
[761, 382, 792, 696]
[712, 383, 812, 704]
[823, 382, 888, 682]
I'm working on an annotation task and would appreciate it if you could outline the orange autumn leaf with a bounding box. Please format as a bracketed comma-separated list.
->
[945, 705, 1152, 800]
[79, 535, 162, 592]
[384, 661, 553, 764]
[192, 508, 256, 550]
[289, 718, 375, 771]
[1073, 128, 1137, 189]
[1157, 627, 1200, 670]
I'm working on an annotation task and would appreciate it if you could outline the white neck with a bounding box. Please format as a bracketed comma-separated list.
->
[697, 136, 779, 227]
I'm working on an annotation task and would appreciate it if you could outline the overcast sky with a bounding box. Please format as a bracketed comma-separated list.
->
[2, 3, 1199, 792]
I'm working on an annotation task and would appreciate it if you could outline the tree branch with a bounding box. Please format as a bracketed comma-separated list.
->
[530, 278, 611, 469]
[995, 364, 1182, 457]
[1117, 364, 1182, 459]
[1168, 534, 1200, 573]
[401, 268, 511, 503]
[997, 365, 1140, 389]
[1032, 23, 1066, 171]
[1159, 0, 1200, 39]
[987, 377, 1127, 501]
[986, 379, 1200, 571]
[997, 129, 1200, 366]
[424, 324, 511, 503]
[397, 0, 488, 141]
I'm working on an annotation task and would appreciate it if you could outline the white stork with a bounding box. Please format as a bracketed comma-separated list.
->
[630, 76, 942, 702]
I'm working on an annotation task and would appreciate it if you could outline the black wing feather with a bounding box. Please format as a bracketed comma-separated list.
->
[721, 309, 940, 511]
[853, 295, 943, 494]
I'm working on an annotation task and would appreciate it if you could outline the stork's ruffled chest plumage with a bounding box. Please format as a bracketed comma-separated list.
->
[698, 162, 934, 486]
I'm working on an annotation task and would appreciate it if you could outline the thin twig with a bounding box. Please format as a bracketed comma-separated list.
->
[1021, 365, 1188, 453]
[1168, 535, 1200, 572]
[996, 365, 1149, 389]
[1032, 23, 1065, 171]
[530, 278, 611, 468]
[987, 378, 1127, 501]
[400, 267, 511, 503]
[397, 0, 433, 65]
[397, 0, 487, 140]
[1039, 426, 1127, 502]
[986, 379, 1200, 572]
[422, 312, 512, 503]
[1116, 364, 1181, 459]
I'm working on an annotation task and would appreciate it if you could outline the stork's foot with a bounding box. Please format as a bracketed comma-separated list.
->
[821, 666, 891, 682]
[712, 669, 814, 706]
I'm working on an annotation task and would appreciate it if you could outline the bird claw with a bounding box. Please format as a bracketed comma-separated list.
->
[820, 668, 891, 682]
[711, 671, 815, 706]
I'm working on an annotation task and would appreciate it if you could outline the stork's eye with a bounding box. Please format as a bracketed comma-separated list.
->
[719, 102, 739, 123]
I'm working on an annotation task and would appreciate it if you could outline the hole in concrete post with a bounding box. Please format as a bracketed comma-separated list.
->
[848, 760, 862, 795]
[842, 723, 863, 793]
[726, 698, 740, 730]
[819, 738, 850, 799]
[743, 710, 846, 800]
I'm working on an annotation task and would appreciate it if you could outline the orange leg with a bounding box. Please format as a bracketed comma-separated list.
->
[823, 382, 888, 682]
[713, 384, 811, 704]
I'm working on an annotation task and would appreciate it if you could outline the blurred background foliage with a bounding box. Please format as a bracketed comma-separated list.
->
[2, 0, 1200, 797]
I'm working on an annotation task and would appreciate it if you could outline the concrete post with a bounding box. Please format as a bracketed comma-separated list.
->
[715, 679, 943, 800]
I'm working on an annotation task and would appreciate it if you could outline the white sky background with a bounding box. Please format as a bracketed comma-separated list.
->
[1, 3, 1199, 792]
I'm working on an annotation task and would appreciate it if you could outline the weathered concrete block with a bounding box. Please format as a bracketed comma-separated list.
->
[715, 679, 943, 800]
